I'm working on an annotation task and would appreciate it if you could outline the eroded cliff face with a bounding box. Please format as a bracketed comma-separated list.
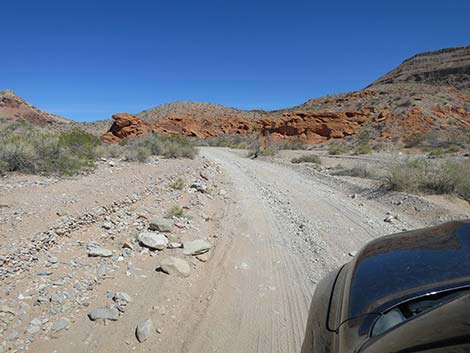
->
[101, 110, 370, 144]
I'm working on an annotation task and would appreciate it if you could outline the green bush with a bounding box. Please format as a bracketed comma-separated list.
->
[291, 154, 321, 164]
[0, 123, 99, 176]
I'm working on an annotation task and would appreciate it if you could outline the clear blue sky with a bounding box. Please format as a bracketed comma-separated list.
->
[1, 0, 469, 121]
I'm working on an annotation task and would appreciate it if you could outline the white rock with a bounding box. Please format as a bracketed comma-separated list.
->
[87, 246, 113, 257]
[138, 232, 168, 250]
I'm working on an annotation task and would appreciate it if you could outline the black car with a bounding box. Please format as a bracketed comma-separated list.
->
[301, 220, 470, 353]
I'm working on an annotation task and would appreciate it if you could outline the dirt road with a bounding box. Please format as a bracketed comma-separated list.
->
[184, 147, 422, 353]
[2, 148, 450, 353]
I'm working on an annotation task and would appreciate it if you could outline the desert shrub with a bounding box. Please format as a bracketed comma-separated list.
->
[169, 177, 185, 190]
[332, 164, 375, 179]
[125, 146, 151, 162]
[147, 135, 197, 159]
[103, 134, 198, 160]
[275, 139, 307, 150]
[384, 159, 470, 201]
[166, 205, 185, 218]
[291, 154, 321, 164]
[95, 143, 123, 158]
[353, 143, 372, 155]
[247, 146, 277, 158]
[0, 123, 99, 176]
[328, 143, 350, 155]
[403, 133, 426, 148]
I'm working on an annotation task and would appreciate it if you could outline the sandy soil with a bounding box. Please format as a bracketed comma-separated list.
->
[0, 148, 468, 353]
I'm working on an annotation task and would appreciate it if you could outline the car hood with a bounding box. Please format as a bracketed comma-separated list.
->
[346, 220, 470, 319]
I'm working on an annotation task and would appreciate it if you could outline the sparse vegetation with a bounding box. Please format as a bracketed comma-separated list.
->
[328, 143, 351, 155]
[291, 154, 321, 164]
[169, 177, 185, 190]
[166, 205, 185, 218]
[403, 130, 469, 153]
[331, 164, 376, 179]
[247, 146, 278, 158]
[352, 143, 372, 155]
[106, 134, 198, 161]
[0, 121, 100, 176]
[275, 139, 307, 150]
[385, 159, 470, 201]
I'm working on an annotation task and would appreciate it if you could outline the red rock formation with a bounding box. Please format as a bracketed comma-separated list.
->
[101, 113, 152, 143]
[101, 110, 370, 144]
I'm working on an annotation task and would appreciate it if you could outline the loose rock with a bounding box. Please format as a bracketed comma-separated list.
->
[138, 232, 169, 250]
[148, 218, 173, 233]
[51, 319, 70, 332]
[136, 319, 153, 343]
[158, 257, 191, 277]
[183, 239, 212, 256]
[88, 308, 120, 321]
[87, 244, 113, 257]
[113, 292, 132, 304]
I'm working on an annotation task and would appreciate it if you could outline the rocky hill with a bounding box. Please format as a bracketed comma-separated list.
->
[138, 101, 267, 122]
[102, 46, 470, 144]
[368, 46, 470, 90]
[0, 90, 72, 126]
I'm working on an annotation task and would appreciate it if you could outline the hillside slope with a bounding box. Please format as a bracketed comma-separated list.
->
[368, 46, 470, 90]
